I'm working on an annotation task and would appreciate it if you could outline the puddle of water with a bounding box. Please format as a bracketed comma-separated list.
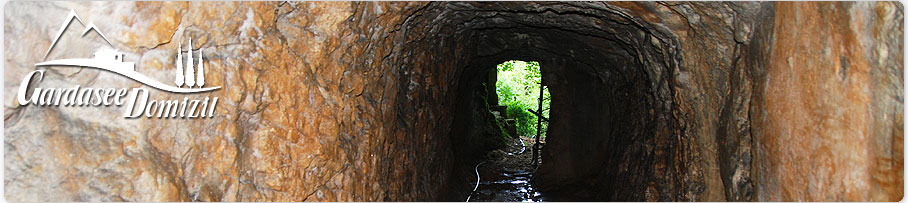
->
[468, 171, 546, 202]
[466, 137, 550, 202]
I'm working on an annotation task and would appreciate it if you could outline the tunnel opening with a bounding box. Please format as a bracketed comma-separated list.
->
[442, 29, 679, 201]
[493, 60, 550, 143]
[455, 60, 551, 202]
[438, 26, 681, 202]
[376, 2, 806, 202]
[415, 2, 690, 201]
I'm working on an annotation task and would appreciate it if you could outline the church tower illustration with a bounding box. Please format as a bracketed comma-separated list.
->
[174, 38, 205, 88]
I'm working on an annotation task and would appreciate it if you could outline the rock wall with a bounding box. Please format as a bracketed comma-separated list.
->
[5, 2, 454, 201]
[750, 2, 904, 201]
[2, 1, 903, 202]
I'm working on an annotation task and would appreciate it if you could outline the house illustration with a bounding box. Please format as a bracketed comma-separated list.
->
[91, 48, 135, 71]
[92, 49, 124, 61]
[35, 9, 220, 94]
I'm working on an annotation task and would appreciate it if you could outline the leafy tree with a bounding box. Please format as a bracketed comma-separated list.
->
[495, 60, 550, 139]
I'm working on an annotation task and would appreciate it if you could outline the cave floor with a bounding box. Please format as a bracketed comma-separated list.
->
[467, 137, 546, 202]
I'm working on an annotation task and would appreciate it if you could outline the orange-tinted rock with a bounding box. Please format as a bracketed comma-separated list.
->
[750, 2, 903, 201]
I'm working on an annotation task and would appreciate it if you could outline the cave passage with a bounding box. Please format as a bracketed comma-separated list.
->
[377, 2, 900, 201]
[439, 2, 679, 200]
[460, 60, 550, 202]
[494, 60, 550, 141]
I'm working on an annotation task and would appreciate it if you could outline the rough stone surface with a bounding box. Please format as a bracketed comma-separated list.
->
[750, 2, 904, 201]
[2, 1, 903, 202]
[6, 2, 447, 201]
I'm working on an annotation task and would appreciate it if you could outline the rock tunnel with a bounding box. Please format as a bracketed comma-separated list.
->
[2, 1, 904, 202]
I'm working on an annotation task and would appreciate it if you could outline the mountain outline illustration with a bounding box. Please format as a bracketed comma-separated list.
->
[44, 9, 113, 60]
[36, 9, 220, 94]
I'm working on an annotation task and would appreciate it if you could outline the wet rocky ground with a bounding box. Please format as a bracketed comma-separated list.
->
[467, 137, 545, 202]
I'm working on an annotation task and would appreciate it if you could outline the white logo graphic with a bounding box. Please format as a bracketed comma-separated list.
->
[175, 38, 206, 88]
[36, 10, 220, 93]
[18, 9, 221, 119]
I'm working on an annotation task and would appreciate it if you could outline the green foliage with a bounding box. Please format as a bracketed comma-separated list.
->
[495, 60, 550, 139]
